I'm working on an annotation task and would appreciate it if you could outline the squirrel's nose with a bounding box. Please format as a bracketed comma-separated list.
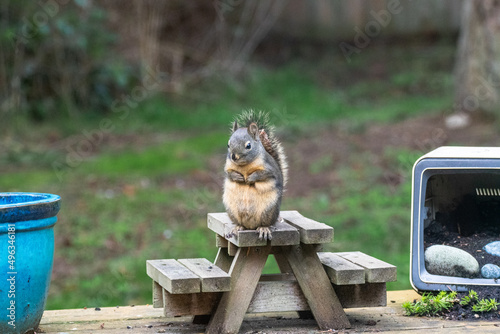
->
[231, 153, 239, 161]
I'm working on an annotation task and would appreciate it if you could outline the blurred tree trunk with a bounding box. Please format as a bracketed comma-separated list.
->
[136, 1, 169, 91]
[454, 0, 500, 115]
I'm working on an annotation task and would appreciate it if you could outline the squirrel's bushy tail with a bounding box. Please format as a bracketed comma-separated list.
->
[235, 110, 288, 187]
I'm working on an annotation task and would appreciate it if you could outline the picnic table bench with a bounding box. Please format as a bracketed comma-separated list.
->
[146, 211, 396, 333]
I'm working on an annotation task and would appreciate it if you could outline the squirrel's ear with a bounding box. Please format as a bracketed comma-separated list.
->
[232, 121, 238, 133]
[248, 123, 259, 140]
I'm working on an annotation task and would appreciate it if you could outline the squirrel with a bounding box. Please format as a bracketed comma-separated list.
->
[222, 110, 288, 240]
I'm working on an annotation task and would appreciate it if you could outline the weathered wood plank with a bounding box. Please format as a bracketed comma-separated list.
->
[162, 290, 221, 317]
[165, 277, 305, 318]
[252, 276, 386, 311]
[335, 252, 397, 283]
[334, 283, 387, 308]
[208, 212, 267, 247]
[156, 277, 387, 317]
[206, 245, 272, 334]
[152, 281, 163, 308]
[146, 259, 200, 294]
[281, 210, 333, 244]
[318, 252, 365, 285]
[42, 290, 500, 334]
[228, 241, 238, 256]
[255, 274, 387, 309]
[207, 212, 300, 247]
[284, 244, 351, 329]
[268, 219, 300, 246]
[273, 249, 293, 274]
[259, 273, 296, 282]
[214, 247, 233, 273]
[178, 258, 231, 293]
[248, 279, 308, 313]
[216, 234, 228, 248]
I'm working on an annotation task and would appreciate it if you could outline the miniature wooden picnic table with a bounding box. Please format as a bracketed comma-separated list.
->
[147, 211, 396, 334]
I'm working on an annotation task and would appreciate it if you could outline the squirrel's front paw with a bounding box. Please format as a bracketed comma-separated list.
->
[256, 227, 272, 241]
[246, 172, 257, 184]
[226, 225, 245, 239]
[228, 171, 245, 183]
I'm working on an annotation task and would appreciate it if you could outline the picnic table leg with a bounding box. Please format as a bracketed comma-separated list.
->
[273, 247, 293, 273]
[206, 245, 271, 334]
[284, 244, 351, 330]
[273, 246, 316, 319]
[192, 247, 235, 325]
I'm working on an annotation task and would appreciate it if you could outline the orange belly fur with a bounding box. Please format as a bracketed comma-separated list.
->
[223, 177, 278, 229]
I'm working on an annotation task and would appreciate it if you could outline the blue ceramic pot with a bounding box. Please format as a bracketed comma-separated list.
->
[0, 193, 60, 334]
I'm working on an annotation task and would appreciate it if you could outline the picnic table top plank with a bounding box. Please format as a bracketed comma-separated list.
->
[207, 212, 300, 247]
[269, 219, 301, 245]
[280, 210, 334, 244]
[208, 212, 267, 247]
[146, 259, 200, 294]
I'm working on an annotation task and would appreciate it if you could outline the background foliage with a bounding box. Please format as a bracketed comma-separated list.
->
[0, 1, 136, 122]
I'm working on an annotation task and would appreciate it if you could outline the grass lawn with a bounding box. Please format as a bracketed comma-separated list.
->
[1, 40, 459, 309]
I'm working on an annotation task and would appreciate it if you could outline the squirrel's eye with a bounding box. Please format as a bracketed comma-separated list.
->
[245, 141, 251, 150]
